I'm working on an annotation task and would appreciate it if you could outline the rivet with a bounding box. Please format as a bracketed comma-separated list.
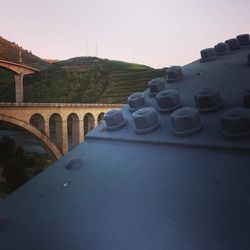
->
[200, 48, 216, 62]
[220, 108, 250, 138]
[236, 34, 250, 45]
[225, 38, 240, 50]
[170, 107, 202, 136]
[166, 66, 183, 82]
[156, 89, 182, 113]
[128, 92, 147, 112]
[65, 158, 83, 170]
[132, 107, 160, 134]
[104, 109, 127, 131]
[214, 43, 230, 55]
[62, 181, 70, 188]
[148, 78, 166, 97]
[194, 87, 224, 112]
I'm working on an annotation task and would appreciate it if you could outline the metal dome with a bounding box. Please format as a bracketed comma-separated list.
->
[1, 34, 250, 250]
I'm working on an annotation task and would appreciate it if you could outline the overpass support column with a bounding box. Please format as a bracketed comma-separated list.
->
[79, 119, 84, 143]
[14, 74, 24, 103]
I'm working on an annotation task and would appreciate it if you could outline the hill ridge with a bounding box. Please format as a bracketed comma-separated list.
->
[0, 36, 166, 103]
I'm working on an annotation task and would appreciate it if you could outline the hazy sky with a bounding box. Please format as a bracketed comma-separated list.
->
[1, 0, 250, 68]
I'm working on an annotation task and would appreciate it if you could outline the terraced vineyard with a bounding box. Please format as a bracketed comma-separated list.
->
[98, 68, 166, 103]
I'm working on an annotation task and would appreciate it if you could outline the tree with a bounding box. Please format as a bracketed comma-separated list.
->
[2, 159, 27, 189]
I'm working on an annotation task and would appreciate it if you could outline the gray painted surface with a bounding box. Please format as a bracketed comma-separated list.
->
[1, 140, 250, 250]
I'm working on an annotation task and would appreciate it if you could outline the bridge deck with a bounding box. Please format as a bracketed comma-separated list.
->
[0, 102, 123, 108]
[0, 60, 39, 72]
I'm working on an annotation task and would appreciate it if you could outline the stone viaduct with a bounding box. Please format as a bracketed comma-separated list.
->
[0, 59, 123, 159]
[0, 103, 123, 160]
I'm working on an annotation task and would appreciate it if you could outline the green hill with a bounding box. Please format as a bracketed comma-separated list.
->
[0, 37, 166, 103]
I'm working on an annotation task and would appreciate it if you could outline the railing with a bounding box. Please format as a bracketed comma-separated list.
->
[0, 102, 124, 108]
[0, 59, 40, 72]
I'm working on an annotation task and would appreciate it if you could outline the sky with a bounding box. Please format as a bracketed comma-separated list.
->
[1, 0, 250, 68]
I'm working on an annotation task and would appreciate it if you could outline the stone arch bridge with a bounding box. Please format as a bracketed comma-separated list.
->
[0, 103, 123, 160]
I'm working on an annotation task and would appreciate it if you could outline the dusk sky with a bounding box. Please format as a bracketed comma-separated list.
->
[1, 0, 250, 68]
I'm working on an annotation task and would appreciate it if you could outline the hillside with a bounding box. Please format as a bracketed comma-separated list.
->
[0, 36, 49, 102]
[0, 37, 166, 103]
[0, 36, 49, 69]
[98, 68, 166, 103]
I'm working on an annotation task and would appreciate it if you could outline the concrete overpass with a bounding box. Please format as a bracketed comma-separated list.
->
[0, 59, 39, 103]
[0, 102, 123, 160]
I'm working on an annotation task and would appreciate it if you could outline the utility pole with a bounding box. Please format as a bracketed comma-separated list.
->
[19, 49, 23, 64]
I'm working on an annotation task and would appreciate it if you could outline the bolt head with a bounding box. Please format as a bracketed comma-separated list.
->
[194, 87, 223, 112]
[200, 48, 216, 62]
[104, 109, 126, 130]
[132, 107, 160, 134]
[170, 107, 202, 136]
[221, 108, 250, 138]
[166, 66, 183, 82]
[128, 92, 146, 111]
[65, 158, 83, 170]
[148, 78, 166, 96]
[214, 43, 230, 55]
[236, 34, 250, 45]
[225, 38, 240, 50]
[156, 89, 181, 112]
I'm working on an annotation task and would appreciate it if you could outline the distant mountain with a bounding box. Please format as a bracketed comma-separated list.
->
[0, 37, 166, 103]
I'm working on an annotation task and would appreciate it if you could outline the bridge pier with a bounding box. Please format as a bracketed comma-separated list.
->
[94, 118, 98, 128]
[53, 120, 68, 155]
[79, 120, 84, 143]
[14, 74, 24, 103]
[62, 121, 68, 155]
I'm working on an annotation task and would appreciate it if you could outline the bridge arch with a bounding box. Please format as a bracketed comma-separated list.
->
[84, 113, 95, 135]
[0, 114, 62, 160]
[49, 113, 64, 152]
[30, 113, 46, 133]
[97, 112, 105, 125]
[67, 113, 80, 150]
